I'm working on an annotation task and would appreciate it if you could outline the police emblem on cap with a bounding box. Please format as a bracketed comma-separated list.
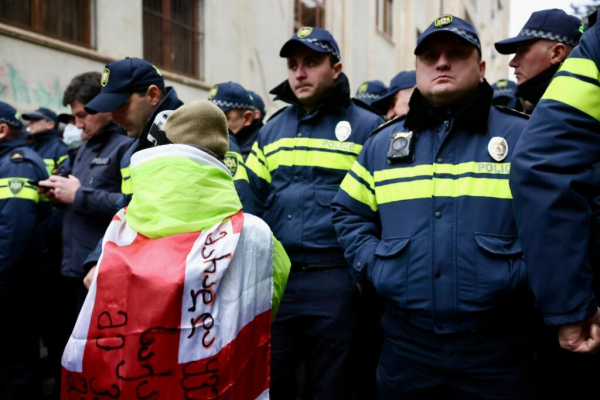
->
[209, 85, 219, 100]
[358, 82, 369, 94]
[335, 121, 352, 142]
[14, 112, 20, 119]
[488, 137, 508, 162]
[101, 68, 110, 87]
[580, 23, 585, 33]
[435, 15, 453, 28]
[297, 27, 313, 38]
[496, 79, 508, 88]
[223, 154, 238, 176]
[8, 179, 24, 195]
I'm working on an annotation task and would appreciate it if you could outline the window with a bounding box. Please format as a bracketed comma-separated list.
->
[294, 0, 325, 31]
[0, 0, 92, 46]
[143, 0, 203, 79]
[376, 0, 393, 38]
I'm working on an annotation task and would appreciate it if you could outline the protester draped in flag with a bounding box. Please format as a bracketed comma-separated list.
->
[60, 100, 290, 399]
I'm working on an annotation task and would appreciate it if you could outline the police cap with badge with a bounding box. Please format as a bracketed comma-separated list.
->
[208, 82, 255, 114]
[355, 80, 388, 106]
[22, 107, 58, 126]
[247, 90, 266, 122]
[280, 26, 341, 61]
[0, 101, 22, 129]
[85, 57, 165, 114]
[385, 15, 481, 164]
[372, 71, 416, 114]
[495, 9, 582, 55]
[491, 79, 517, 100]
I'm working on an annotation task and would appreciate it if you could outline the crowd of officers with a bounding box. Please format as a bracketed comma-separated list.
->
[1, 6, 599, 400]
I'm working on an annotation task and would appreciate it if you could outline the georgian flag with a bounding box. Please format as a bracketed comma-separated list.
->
[61, 209, 273, 399]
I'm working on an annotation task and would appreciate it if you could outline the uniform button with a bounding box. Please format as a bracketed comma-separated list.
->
[293, 176, 298, 181]
[297, 133, 303, 137]
[435, 211, 442, 218]
[356, 262, 362, 268]
[287, 215, 292, 220]
[437, 157, 443, 163]
[434, 270, 441, 278]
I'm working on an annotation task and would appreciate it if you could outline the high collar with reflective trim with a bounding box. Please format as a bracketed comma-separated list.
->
[126, 144, 241, 238]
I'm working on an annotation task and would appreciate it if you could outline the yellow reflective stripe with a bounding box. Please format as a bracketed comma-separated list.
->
[350, 160, 375, 189]
[43, 159, 54, 174]
[229, 151, 249, 182]
[559, 58, 600, 81]
[376, 177, 511, 204]
[375, 165, 433, 182]
[121, 166, 132, 194]
[374, 162, 510, 183]
[340, 173, 378, 212]
[266, 149, 356, 171]
[542, 75, 600, 121]
[0, 178, 40, 202]
[246, 146, 272, 184]
[57, 154, 69, 166]
[264, 137, 363, 156]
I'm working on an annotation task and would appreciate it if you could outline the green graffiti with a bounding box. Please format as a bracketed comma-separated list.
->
[0, 61, 66, 110]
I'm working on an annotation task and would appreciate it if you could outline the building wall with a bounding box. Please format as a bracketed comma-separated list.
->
[0, 0, 511, 117]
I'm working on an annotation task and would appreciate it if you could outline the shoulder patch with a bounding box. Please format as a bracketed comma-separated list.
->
[352, 98, 381, 116]
[266, 106, 289, 123]
[371, 114, 406, 136]
[10, 150, 25, 162]
[223, 153, 238, 176]
[493, 105, 530, 120]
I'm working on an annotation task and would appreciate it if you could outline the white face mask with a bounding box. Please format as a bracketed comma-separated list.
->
[63, 123, 84, 149]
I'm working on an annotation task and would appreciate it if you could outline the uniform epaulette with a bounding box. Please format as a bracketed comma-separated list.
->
[9, 149, 25, 163]
[351, 98, 382, 116]
[493, 105, 530, 120]
[371, 114, 406, 136]
[266, 106, 289, 123]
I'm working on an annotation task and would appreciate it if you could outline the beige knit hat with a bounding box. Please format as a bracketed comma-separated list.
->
[163, 100, 229, 158]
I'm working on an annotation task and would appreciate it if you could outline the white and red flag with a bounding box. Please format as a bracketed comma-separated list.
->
[61, 208, 274, 399]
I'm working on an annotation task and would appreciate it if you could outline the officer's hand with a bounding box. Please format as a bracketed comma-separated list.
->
[83, 265, 97, 290]
[558, 307, 600, 353]
[38, 175, 81, 204]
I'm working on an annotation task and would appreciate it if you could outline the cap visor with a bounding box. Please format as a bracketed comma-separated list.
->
[371, 91, 396, 114]
[494, 36, 536, 54]
[57, 113, 74, 124]
[280, 38, 329, 58]
[21, 112, 45, 121]
[84, 92, 130, 114]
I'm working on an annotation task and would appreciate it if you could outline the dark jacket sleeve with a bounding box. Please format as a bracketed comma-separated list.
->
[331, 137, 381, 285]
[73, 187, 128, 219]
[509, 21, 600, 325]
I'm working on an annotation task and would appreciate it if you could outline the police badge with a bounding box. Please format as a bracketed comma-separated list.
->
[209, 85, 219, 100]
[101, 68, 110, 87]
[335, 121, 352, 142]
[435, 15, 453, 28]
[8, 179, 24, 196]
[488, 137, 508, 162]
[358, 82, 369, 94]
[224, 154, 238, 176]
[297, 27, 313, 38]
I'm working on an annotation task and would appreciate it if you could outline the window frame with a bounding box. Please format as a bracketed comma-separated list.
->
[376, 0, 394, 41]
[294, 0, 326, 31]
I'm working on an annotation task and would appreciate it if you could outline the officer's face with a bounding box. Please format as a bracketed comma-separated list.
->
[70, 101, 112, 141]
[416, 35, 485, 107]
[287, 46, 342, 111]
[226, 109, 253, 134]
[385, 87, 415, 120]
[111, 92, 156, 139]
[509, 40, 555, 85]
[27, 118, 55, 135]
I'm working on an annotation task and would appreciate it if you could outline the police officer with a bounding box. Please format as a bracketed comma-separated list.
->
[491, 78, 517, 107]
[80, 57, 183, 283]
[332, 15, 535, 398]
[22, 107, 69, 174]
[248, 90, 267, 125]
[209, 81, 261, 161]
[245, 26, 384, 399]
[354, 79, 388, 107]
[495, 9, 582, 114]
[0, 101, 49, 399]
[511, 9, 600, 398]
[372, 70, 416, 120]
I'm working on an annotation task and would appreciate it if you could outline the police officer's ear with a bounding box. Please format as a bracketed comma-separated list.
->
[478, 59, 486, 83]
[242, 110, 255, 127]
[548, 42, 569, 65]
[0, 123, 8, 141]
[332, 60, 342, 80]
[146, 85, 164, 108]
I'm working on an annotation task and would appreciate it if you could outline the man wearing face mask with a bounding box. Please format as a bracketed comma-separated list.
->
[495, 9, 582, 114]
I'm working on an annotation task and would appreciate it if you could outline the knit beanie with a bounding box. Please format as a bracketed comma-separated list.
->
[163, 100, 229, 158]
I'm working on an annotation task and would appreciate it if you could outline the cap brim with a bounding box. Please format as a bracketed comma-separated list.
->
[57, 113, 74, 124]
[21, 112, 45, 121]
[280, 38, 330, 58]
[371, 91, 397, 114]
[494, 36, 537, 54]
[415, 30, 479, 55]
[84, 92, 131, 114]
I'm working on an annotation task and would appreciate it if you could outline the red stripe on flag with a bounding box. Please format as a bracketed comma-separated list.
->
[230, 211, 244, 235]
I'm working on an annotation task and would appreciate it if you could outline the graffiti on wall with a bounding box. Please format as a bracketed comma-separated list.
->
[0, 61, 67, 111]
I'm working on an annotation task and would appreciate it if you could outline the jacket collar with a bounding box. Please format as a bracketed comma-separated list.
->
[515, 63, 560, 109]
[86, 122, 119, 146]
[235, 119, 262, 151]
[30, 129, 60, 146]
[270, 72, 352, 114]
[405, 80, 493, 132]
[0, 137, 27, 158]
[136, 87, 184, 152]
